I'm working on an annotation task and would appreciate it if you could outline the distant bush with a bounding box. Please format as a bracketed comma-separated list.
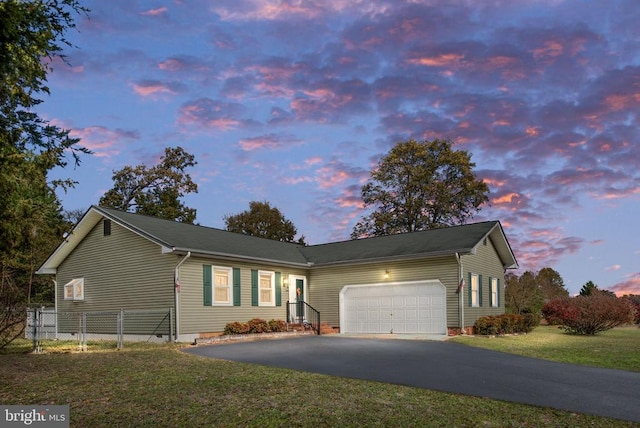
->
[620, 296, 640, 325]
[474, 314, 534, 335]
[223, 321, 250, 335]
[542, 294, 635, 335]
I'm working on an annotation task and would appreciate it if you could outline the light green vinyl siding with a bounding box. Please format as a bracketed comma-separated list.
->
[178, 258, 306, 334]
[56, 221, 176, 313]
[460, 237, 507, 327]
[54, 221, 177, 335]
[308, 256, 460, 328]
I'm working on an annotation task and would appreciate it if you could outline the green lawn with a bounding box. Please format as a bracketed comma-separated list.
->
[1, 327, 639, 427]
[450, 325, 640, 372]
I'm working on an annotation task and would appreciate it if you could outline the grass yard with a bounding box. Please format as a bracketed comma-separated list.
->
[1, 327, 638, 427]
[450, 325, 640, 372]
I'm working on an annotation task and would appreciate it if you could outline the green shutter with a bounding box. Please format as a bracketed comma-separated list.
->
[203, 265, 212, 306]
[479, 275, 483, 307]
[497, 278, 501, 307]
[468, 272, 472, 307]
[251, 270, 258, 306]
[233, 268, 241, 306]
[275, 272, 282, 306]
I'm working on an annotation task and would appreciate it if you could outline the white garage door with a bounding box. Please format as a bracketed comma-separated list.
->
[340, 280, 446, 334]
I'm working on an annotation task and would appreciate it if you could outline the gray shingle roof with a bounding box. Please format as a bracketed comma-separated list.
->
[38, 206, 517, 273]
[300, 221, 504, 265]
[98, 206, 310, 265]
[99, 206, 516, 268]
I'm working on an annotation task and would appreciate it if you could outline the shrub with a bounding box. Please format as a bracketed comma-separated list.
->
[247, 318, 271, 333]
[521, 312, 541, 332]
[223, 321, 250, 335]
[268, 319, 286, 332]
[541, 298, 572, 326]
[474, 316, 501, 335]
[621, 296, 640, 325]
[542, 295, 635, 335]
[474, 314, 531, 335]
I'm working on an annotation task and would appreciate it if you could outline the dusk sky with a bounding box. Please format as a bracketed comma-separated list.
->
[42, 0, 639, 296]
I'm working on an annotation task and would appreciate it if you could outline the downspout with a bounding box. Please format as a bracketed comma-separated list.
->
[455, 253, 465, 335]
[53, 280, 58, 338]
[173, 251, 191, 342]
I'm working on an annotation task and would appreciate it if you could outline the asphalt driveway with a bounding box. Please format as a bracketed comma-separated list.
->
[184, 335, 640, 423]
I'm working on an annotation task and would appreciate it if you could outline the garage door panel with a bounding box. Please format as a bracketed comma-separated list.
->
[341, 281, 446, 335]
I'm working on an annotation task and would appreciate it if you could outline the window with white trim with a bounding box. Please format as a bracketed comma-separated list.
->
[259, 270, 275, 306]
[470, 273, 480, 307]
[490, 277, 499, 307]
[213, 266, 232, 305]
[63, 278, 84, 301]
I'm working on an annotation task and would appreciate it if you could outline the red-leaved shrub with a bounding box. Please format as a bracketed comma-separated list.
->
[542, 294, 635, 335]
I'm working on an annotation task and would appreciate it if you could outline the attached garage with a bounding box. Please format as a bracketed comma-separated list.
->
[340, 280, 447, 335]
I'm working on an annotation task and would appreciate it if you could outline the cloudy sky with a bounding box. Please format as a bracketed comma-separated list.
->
[43, 0, 639, 296]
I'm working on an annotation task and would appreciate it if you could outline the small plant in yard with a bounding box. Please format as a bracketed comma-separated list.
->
[542, 294, 635, 335]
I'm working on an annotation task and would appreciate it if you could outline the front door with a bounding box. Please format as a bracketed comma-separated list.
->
[295, 278, 305, 318]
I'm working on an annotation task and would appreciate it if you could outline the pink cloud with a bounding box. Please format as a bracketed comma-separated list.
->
[131, 80, 182, 97]
[140, 7, 168, 16]
[606, 264, 622, 272]
[68, 125, 139, 158]
[238, 134, 301, 151]
[406, 53, 465, 68]
[177, 98, 253, 130]
[610, 273, 640, 296]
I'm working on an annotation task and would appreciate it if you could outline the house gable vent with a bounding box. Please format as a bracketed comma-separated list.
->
[104, 219, 111, 236]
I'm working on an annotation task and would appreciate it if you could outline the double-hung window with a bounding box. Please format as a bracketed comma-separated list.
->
[213, 267, 232, 306]
[470, 273, 480, 307]
[259, 270, 275, 306]
[490, 277, 499, 307]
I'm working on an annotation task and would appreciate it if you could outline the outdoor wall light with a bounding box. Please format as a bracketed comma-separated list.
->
[384, 270, 390, 279]
[282, 278, 289, 288]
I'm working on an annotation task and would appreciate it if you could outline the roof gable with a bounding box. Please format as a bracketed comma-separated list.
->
[38, 206, 517, 273]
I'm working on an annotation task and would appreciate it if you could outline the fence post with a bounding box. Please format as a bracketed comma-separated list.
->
[169, 308, 174, 343]
[117, 309, 124, 349]
[81, 312, 87, 351]
[31, 309, 38, 353]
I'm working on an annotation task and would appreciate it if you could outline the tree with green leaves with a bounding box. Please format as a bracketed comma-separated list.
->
[1, 0, 89, 348]
[351, 139, 489, 238]
[579, 281, 599, 296]
[504, 271, 545, 315]
[536, 267, 569, 302]
[224, 201, 306, 244]
[99, 146, 198, 223]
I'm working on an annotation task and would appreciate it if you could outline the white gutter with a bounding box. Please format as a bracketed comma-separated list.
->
[173, 251, 191, 342]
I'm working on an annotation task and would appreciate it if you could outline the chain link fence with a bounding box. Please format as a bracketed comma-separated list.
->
[26, 308, 173, 352]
